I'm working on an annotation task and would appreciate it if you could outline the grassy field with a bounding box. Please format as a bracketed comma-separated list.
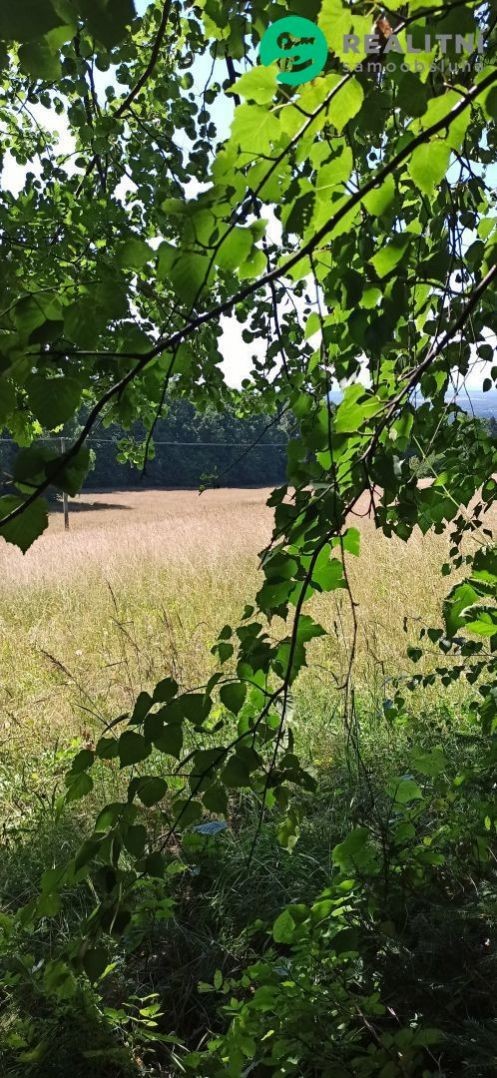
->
[0, 490, 272, 754]
[0, 481, 483, 864]
[0, 486, 474, 764]
[0, 487, 495, 1076]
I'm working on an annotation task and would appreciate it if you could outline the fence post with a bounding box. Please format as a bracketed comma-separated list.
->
[60, 437, 69, 531]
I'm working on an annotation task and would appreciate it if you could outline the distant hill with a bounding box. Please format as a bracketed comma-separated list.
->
[329, 389, 497, 418]
[453, 390, 497, 417]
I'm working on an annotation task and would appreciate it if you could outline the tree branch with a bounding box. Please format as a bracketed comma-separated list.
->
[3, 68, 497, 535]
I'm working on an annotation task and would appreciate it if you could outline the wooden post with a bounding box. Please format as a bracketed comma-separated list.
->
[61, 437, 69, 531]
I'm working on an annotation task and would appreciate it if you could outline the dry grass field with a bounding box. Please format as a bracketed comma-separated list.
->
[0, 490, 273, 756]
[0, 488, 275, 582]
[0, 487, 484, 768]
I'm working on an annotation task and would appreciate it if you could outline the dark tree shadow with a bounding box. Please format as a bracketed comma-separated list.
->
[53, 500, 132, 513]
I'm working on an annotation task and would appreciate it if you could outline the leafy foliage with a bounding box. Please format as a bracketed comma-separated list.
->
[2, 0, 497, 1073]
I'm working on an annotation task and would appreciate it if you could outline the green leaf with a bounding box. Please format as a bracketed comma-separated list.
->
[311, 549, 345, 593]
[26, 374, 82, 429]
[277, 809, 301, 852]
[51, 448, 91, 497]
[170, 253, 213, 305]
[41, 866, 66, 894]
[465, 612, 497, 637]
[153, 677, 178, 704]
[397, 72, 428, 116]
[257, 578, 293, 612]
[13, 445, 89, 499]
[221, 755, 250, 787]
[157, 242, 177, 280]
[0, 496, 49, 553]
[332, 827, 376, 872]
[230, 105, 280, 154]
[216, 641, 234, 663]
[272, 909, 295, 944]
[203, 783, 228, 814]
[154, 722, 183, 759]
[83, 947, 109, 983]
[390, 777, 423, 804]
[235, 745, 260, 773]
[342, 528, 360, 557]
[328, 78, 364, 133]
[94, 803, 124, 831]
[44, 959, 77, 998]
[444, 582, 479, 637]
[215, 228, 253, 272]
[319, 1, 372, 66]
[71, 749, 94, 774]
[95, 736, 119, 760]
[132, 691, 153, 724]
[408, 140, 451, 196]
[123, 824, 147, 857]
[363, 174, 396, 216]
[65, 772, 93, 802]
[75, 837, 103, 869]
[129, 776, 167, 807]
[371, 234, 411, 278]
[232, 66, 278, 104]
[181, 694, 212, 726]
[483, 84, 497, 121]
[36, 891, 61, 918]
[334, 385, 383, 432]
[332, 927, 359, 954]
[15, 294, 50, 335]
[412, 89, 470, 151]
[0, 1, 66, 42]
[296, 615, 327, 643]
[143, 852, 166, 877]
[18, 1042, 49, 1064]
[238, 248, 267, 280]
[410, 747, 446, 777]
[315, 148, 353, 198]
[117, 238, 154, 270]
[412, 1027, 444, 1047]
[19, 38, 61, 79]
[220, 682, 247, 715]
[118, 731, 151, 767]
[77, 0, 136, 48]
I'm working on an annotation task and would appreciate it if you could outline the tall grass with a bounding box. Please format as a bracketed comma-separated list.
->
[0, 488, 481, 766]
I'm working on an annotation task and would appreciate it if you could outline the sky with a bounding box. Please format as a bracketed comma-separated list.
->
[1, 0, 493, 392]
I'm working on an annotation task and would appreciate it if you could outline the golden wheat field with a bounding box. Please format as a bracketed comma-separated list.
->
[0, 487, 486, 764]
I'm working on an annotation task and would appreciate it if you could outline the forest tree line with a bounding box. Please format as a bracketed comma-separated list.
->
[0, 400, 292, 492]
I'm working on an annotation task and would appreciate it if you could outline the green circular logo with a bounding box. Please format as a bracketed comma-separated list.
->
[259, 16, 328, 86]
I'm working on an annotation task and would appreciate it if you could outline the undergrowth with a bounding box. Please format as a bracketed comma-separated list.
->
[1, 690, 496, 1076]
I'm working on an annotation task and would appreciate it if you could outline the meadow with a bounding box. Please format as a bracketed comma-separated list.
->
[0, 488, 493, 1076]
[0, 486, 464, 765]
